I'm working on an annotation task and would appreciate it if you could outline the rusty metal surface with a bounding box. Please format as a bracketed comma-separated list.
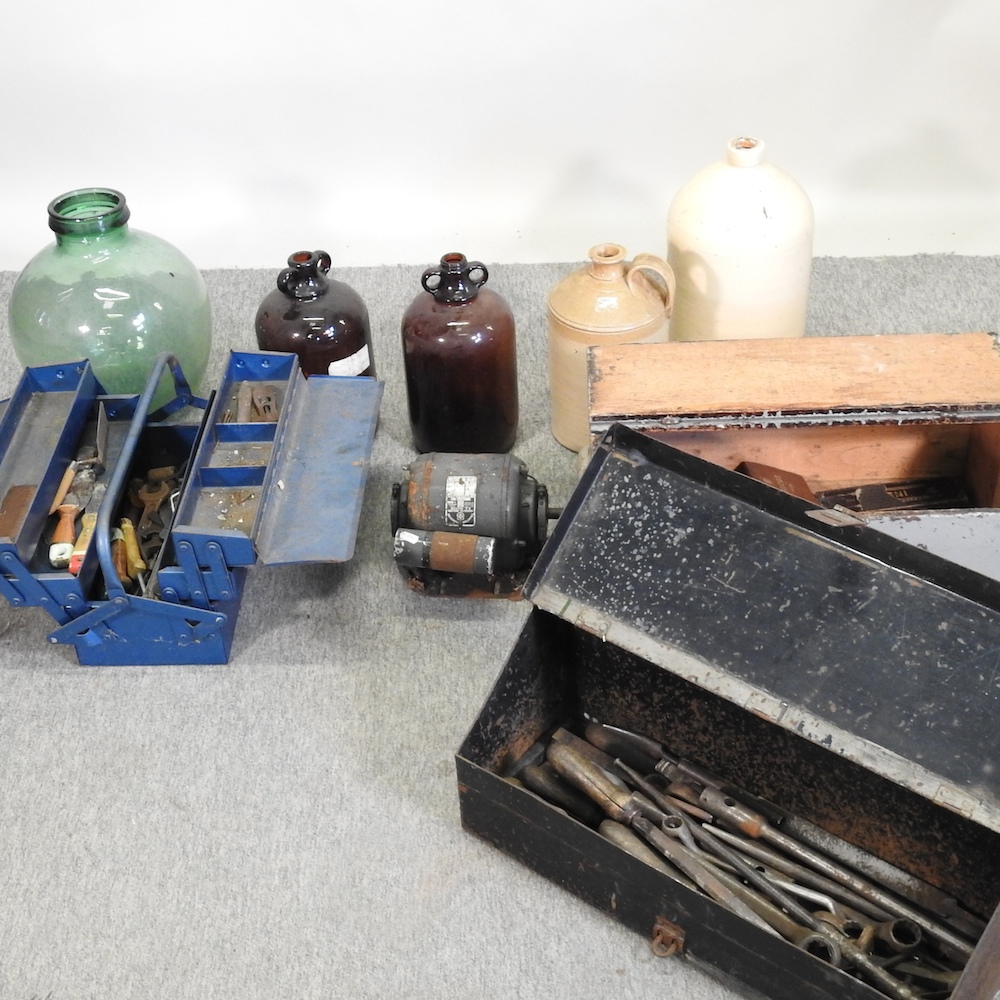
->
[565, 625, 1000, 921]
[458, 421, 1000, 999]
[526, 425, 1000, 833]
[399, 565, 529, 599]
[652, 915, 686, 957]
[428, 531, 479, 574]
[456, 609, 892, 1000]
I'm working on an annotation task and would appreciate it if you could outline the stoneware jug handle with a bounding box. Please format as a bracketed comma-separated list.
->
[627, 253, 675, 317]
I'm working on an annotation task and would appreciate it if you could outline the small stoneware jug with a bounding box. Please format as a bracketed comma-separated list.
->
[667, 136, 813, 342]
[547, 243, 673, 452]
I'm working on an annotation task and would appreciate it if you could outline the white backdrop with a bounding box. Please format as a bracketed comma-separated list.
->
[2, 0, 999, 270]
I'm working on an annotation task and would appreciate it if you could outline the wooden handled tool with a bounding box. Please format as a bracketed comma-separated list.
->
[68, 483, 108, 576]
[50, 433, 104, 568]
[119, 518, 147, 579]
[110, 527, 130, 585]
[49, 470, 94, 569]
[49, 461, 79, 515]
[68, 512, 98, 576]
[50, 501, 82, 568]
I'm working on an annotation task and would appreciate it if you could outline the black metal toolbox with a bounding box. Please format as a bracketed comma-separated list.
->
[0, 350, 382, 665]
[457, 422, 1000, 999]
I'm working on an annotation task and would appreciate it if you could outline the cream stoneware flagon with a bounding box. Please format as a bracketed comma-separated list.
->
[547, 243, 673, 452]
[667, 136, 813, 342]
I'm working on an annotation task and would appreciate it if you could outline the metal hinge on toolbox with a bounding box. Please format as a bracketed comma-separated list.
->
[0, 350, 382, 665]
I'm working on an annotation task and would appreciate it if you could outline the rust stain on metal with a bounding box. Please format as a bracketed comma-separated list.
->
[608, 448, 643, 468]
[429, 532, 478, 574]
[0, 483, 35, 538]
[579, 637, 1000, 919]
[651, 915, 685, 957]
[407, 458, 435, 527]
[494, 727, 546, 776]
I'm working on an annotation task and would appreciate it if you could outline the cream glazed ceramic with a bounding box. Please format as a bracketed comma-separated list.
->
[547, 243, 674, 452]
[666, 136, 814, 342]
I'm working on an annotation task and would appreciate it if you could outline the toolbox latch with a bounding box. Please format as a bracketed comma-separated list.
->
[650, 915, 685, 958]
[46, 595, 131, 647]
[175, 539, 236, 609]
[805, 505, 864, 527]
[575, 608, 610, 642]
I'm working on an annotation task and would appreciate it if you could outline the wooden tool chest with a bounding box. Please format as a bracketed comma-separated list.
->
[457, 422, 1000, 999]
[0, 350, 381, 664]
[587, 332, 1000, 507]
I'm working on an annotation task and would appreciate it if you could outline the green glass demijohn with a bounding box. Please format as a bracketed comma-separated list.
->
[9, 188, 212, 395]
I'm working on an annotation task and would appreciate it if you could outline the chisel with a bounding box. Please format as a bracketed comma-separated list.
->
[50, 466, 96, 569]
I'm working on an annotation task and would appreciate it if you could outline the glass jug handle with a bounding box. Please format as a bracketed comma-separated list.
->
[466, 261, 489, 288]
[277, 251, 331, 298]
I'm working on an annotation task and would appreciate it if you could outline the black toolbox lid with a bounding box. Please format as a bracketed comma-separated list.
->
[526, 423, 1000, 832]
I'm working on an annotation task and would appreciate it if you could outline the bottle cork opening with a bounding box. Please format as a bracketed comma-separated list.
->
[589, 243, 627, 264]
[48, 188, 130, 235]
[726, 136, 765, 167]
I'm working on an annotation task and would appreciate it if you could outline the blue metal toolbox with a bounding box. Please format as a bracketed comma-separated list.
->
[0, 350, 382, 665]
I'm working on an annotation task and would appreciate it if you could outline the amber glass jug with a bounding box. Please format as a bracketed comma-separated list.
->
[255, 250, 375, 377]
[401, 253, 518, 453]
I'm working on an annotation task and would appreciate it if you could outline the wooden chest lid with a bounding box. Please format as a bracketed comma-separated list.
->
[589, 332, 1000, 427]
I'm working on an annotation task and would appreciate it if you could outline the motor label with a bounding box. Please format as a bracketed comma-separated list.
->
[445, 475, 477, 528]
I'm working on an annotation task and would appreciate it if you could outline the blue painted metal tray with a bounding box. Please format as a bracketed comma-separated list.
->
[0, 351, 382, 664]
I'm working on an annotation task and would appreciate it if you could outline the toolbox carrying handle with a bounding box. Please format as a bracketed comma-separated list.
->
[94, 353, 203, 599]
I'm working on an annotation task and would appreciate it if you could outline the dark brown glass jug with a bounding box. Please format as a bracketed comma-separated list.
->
[255, 250, 376, 377]
[401, 253, 518, 452]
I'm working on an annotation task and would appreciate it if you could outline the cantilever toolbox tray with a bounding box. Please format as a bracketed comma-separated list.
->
[0, 350, 382, 665]
[457, 423, 1000, 1000]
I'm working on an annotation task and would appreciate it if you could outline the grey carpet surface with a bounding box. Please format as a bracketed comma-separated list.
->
[0, 256, 998, 1000]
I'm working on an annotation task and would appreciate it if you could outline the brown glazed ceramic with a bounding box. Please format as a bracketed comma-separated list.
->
[547, 243, 673, 451]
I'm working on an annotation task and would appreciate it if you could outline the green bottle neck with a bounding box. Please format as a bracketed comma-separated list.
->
[48, 188, 131, 242]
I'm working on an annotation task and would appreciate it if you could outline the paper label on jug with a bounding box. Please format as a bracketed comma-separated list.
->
[445, 476, 477, 529]
[327, 344, 371, 377]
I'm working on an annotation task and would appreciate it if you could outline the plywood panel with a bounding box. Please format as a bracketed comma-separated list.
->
[589, 332, 1000, 421]
[648, 422, 973, 493]
[968, 424, 1000, 507]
